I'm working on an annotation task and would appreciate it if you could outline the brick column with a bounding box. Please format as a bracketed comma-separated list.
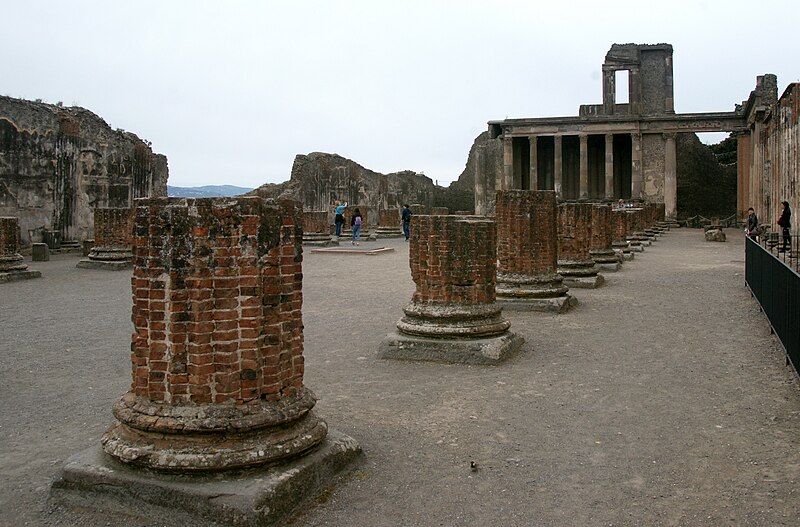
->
[611, 209, 634, 260]
[495, 190, 574, 313]
[589, 204, 621, 271]
[557, 203, 604, 288]
[102, 197, 330, 471]
[375, 209, 402, 238]
[624, 209, 645, 251]
[430, 207, 449, 215]
[77, 208, 133, 270]
[379, 215, 523, 364]
[303, 210, 328, 233]
[0, 217, 40, 282]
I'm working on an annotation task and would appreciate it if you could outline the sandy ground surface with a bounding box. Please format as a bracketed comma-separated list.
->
[0, 229, 798, 526]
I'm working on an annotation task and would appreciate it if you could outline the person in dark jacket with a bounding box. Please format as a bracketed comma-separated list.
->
[745, 207, 758, 238]
[777, 201, 791, 252]
[401, 204, 412, 241]
[350, 208, 363, 245]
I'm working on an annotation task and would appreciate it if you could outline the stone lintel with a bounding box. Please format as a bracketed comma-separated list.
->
[51, 430, 362, 527]
[378, 331, 524, 365]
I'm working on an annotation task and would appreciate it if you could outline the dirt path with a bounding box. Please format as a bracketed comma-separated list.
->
[0, 229, 798, 526]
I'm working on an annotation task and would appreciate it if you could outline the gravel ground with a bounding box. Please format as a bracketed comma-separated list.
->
[0, 228, 798, 526]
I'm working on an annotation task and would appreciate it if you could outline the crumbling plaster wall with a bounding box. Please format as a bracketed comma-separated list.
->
[0, 96, 168, 244]
[641, 134, 665, 203]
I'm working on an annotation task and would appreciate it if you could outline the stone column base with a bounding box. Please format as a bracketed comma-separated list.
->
[378, 330, 524, 365]
[497, 294, 577, 313]
[0, 269, 42, 283]
[50, 430, 361, 527]
[614, 249, 635, 261]
[561, 274, 605, 289]
[76, 259, 133, 270]
[596, 261, 621, 272]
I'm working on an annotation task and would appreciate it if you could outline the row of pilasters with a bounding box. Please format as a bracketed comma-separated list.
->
[501, 133, 646, 201]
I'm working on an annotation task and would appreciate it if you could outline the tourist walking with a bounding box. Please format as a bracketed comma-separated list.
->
[351, 208, 363, 245]
[334, 201, 347, 237]
[745, 207, 758, 238]
[401, 204, 412, 241]
[777, 201, 791, 252]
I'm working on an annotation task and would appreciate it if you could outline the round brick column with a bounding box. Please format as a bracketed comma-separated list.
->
[557, 203, 603, 287]
[0, 217, 28, 273]
[101, 197, 327, 472]
[375, 208, 402, 238]
[398, 215, 509, 338]
[611, 209, 633, 257]
[589, 205, 620, 268]
[380, 214, 523, 363]
[83, 208, 133, 266]
[495, 190, 572, 311]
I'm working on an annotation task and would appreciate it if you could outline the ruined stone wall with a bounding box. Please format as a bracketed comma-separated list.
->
[641, 134, 665, 203]
[746, 82, 799, 231]
[0, 96, 168, 244]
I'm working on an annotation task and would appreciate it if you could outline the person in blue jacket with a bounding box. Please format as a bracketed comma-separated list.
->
[334, 201, 347, 237]
[401, 204, 412, 241]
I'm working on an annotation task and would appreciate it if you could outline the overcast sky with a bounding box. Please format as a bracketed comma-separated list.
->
[3, 1, 798, 188]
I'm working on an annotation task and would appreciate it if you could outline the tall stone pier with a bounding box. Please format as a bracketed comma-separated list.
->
[589, 204, 621, 272]
[557, 203, 604, 288]
[53, 197, 360, 526]
[77, 208, 134, 270]
[0, 217, 41, 282]
[302, 210, 336, 246]
[495, 190, 575, 313]
[378, 215, 523, 364]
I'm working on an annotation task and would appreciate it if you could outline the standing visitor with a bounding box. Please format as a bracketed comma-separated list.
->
[777, 201, 791, 253]
[351, 208, 363, 245]
[401, 204, 412, 241]
[745, 207, 758, 238]
[334, 201, 348, 237]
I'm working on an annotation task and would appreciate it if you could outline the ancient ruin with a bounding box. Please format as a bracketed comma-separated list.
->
[0, 216, 40, 282]
[589, 204, 621, 272]
[0, 96, 168, 246]
[55, 197, 360, 525]
[611, 208, 634, 261]
[76, 207, 133, 270]
[375, 208, 403, 238]
[737, 77, 799, 232]
[477, 43, 749, 219]
[557, 203, 604, 288]
[378, 214, 523, 364]
[495, 190, 575, 312]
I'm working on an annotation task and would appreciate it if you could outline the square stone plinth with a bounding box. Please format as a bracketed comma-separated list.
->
[378, 331, 524, 365]
[498, 295, 577, 313]
[562, 274, 605, 289]
[0, 269, 41, 283]
[76, 259, 133, 270]
[50, 430, 361, 527]
[596, 261, 622, 272]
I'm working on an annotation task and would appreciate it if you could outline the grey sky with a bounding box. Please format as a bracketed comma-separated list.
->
[3, 0, 798, 188]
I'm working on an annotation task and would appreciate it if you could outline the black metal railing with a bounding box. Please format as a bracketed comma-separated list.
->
[745, 234, 800, 376]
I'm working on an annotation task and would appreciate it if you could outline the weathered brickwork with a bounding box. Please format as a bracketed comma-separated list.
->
[342, 205, 369, 231]
[409, 215, 496, 306]
[430, 207, 449, 215]
[589, 205, 613, 252]
[380, 214, 522, 363]
[611, 210, 628, 243]
[94, 208, 133, 249]
[495, 191, 572, 311]
[497, 191, 557, 275]
[0, 217, 40, 281]
[303, 211, 328, 234]
[101, 197, 328, 472]
[378, 209, 400, 227]
[558, 203, 593, 262]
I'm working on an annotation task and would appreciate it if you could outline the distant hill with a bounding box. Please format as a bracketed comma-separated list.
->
[167, 185, 253, 198]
